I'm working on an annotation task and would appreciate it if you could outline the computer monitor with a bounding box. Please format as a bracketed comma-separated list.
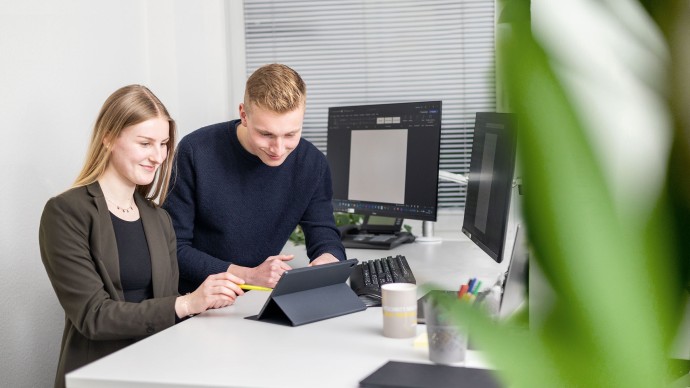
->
[500, 225, 528, 318]
[327, 101, 442, 249]
[462, 112, 517, 263]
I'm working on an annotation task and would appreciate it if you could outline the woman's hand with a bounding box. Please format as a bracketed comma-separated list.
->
[175, 272, 245, 317]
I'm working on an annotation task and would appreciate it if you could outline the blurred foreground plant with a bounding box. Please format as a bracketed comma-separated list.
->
[435, 0, 689, 387]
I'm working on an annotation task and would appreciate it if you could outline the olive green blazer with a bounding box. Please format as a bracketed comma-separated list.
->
[39, 182, 179, 388]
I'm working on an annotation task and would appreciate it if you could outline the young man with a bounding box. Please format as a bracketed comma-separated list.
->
[164, 64, 346, 292]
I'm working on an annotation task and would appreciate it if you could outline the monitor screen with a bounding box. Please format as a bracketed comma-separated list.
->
[327, 101, 442, 222]
[462, 112, 517, 263]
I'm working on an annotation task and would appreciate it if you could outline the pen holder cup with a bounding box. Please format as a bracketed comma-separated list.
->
[423, 298, 467, 365]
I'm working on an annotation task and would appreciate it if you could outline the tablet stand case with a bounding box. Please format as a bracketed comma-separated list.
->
[247, 259, 366, 326]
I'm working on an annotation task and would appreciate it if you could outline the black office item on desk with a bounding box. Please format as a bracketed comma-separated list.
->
[246, 259, 365, 326]
[340, 220, 415, 250]
[416, 290, 457, 324]
[350, 255, 417, 307]
[327, 101, 442, 250]
[359, 361, 502, 388]
[462, 112, 517, 263]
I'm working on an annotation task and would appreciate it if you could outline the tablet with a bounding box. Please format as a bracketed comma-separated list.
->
[246, 259, 366, 326]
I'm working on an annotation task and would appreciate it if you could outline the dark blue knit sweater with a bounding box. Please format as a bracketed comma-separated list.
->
[163, 120, 346, 293]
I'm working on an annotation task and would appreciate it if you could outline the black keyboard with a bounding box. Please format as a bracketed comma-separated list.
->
[349, 255, 417, 307]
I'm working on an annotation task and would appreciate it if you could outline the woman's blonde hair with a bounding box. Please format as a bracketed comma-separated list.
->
[244, 63, 306, 114]
[73, 85, 177, 205]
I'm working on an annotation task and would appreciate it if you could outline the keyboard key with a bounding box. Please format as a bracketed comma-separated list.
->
[381, 259, 394, 283]
[362, 262, 372, 286]
[369, 261, 379, 287]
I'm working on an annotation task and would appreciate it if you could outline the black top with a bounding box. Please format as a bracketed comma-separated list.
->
[110, 213, 153, 303]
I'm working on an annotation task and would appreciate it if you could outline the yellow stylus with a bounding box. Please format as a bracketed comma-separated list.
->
[239, 284, 273, 291]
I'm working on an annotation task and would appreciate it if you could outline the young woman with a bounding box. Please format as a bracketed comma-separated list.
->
[39, 85, 245, 388]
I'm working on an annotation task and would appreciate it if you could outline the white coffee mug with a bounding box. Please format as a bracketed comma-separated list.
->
[381, 283, 417, 338]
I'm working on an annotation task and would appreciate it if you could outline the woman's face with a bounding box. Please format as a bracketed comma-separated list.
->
[105, 117, 170, 187]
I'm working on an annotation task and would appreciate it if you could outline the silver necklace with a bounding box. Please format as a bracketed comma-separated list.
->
[105, 196, 134, 213]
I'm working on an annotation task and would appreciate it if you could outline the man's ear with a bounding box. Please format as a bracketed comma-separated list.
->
[239, 103, 248, 127]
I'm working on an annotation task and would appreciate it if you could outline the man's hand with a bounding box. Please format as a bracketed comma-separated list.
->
[228, 255, 294, 288]
[308, 253, 339, 266]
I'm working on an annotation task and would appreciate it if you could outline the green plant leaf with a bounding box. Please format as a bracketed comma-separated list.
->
[442, 1, 682, 386]
[289, 225, 305, 246]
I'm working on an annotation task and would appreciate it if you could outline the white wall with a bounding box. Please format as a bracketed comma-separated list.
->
[0, 1, 245, 386]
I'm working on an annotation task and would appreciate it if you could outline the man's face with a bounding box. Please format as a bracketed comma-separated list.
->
[239, 103, 303, 167]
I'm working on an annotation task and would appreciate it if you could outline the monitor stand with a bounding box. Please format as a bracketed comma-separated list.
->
[338, 215, 415, 250]
[415, 221, 443, 243]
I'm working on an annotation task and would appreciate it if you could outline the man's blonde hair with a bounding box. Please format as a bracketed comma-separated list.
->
[73, 85, 177, 205]
[244, 63, 306, 114]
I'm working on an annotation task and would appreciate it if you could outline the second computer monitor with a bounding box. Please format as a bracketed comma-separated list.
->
[327, 101, 442, 222]
[462, 112, 517, 263]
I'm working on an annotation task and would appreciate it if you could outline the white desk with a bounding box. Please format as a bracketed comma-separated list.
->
[67, 238, 508, 388]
